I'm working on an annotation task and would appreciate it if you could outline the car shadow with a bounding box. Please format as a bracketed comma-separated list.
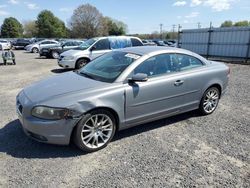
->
[0, 111, 199, 159]
[51, 68, 73, 74]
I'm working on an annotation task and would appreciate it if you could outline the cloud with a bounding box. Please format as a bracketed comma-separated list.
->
[8, 0, 19, 4]
[25, 3, 39, 10]
[185, 11, 200, 18]
[59, 7, 72, 13]
[0, 10, 9, 15]
[173, 1, 187, 6]
[190, 0, 236, 11]
[190, 0, 202, 7]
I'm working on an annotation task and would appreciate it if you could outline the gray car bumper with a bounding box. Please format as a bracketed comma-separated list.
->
[17, 108, 78, 145]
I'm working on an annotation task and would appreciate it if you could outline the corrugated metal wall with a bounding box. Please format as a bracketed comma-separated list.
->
[179, 27, 250, 60]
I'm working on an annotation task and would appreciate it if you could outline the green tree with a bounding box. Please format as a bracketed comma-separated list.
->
[70, 4, 105, 38]
[234, 20, 250, 27]
[102, 17, 127, 36]
[36, 10, 67, 38]
[221, 20, 233, 27]
[1, 17, 23, 38]
[23, 20, 38, 37]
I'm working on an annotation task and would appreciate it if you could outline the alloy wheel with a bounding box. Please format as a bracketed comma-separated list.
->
[81, 114, 114, 149]
[203, 88, 219, 114]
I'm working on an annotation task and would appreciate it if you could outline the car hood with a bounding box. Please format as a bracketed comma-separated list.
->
[61, 49, 86, 57]
[42, 44, 60, 49]
[23, 71, 107, 103]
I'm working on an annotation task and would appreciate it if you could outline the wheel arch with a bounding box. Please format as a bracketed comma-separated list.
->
[70, 106, 120, 143]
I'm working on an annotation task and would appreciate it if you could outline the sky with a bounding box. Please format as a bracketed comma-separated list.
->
[0, 0, 249, 34]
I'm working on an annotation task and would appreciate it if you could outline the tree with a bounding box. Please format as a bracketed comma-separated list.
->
[69, 4, 105, 38]
[102, 17, 127, 36]
[221, 20, 233, 27]
[1, 17, 23, 38]
[36, 10, 67, 38]
[23, 20, 38, 37]
[234, 20, 250, 27]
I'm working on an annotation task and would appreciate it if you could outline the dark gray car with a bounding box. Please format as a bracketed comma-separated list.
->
[16, 46, 230, 152]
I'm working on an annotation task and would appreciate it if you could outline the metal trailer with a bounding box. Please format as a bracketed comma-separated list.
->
[178, 26, 250, 62]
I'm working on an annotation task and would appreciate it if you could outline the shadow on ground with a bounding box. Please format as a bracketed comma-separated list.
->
[0, 111, 199, 159]
[51, 68, 73, 74]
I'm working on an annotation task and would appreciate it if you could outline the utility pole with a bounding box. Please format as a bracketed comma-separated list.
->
[209, 21, 213, 29]
[172, 24, 176, 39]
[197, 22, 201, 29]
[160, 24, 163, 39]
[177, 24, 182, 48]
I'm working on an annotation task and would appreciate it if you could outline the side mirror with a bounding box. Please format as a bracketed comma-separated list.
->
[90, 46, 96, 51]
[129, 73, 148, 83]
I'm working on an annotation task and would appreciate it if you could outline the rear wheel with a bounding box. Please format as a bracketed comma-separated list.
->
[51, 51, 59, 59]
[32, 47, 39, 53]
[75, 59, 89, 69]
[73, 109, 116, 152]
[199, 87, 220, 115]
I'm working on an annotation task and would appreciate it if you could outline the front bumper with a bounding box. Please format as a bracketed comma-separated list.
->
[16, 92, 79, 145]
[58, 59, 76, 69]
[40, 51, 49, 57]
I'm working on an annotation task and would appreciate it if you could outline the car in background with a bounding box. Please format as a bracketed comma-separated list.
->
[25, 40, 59, 53]
[58, 36, 143, 69]
[16, 46, 230, 152]
[152, 40, 168, 46]
[12, 39, 31, 50]
[164, 40, 178, 47]
[40, 40, 84, 59]
[0, 40, 11, 50]
[142, 39, 157, 46]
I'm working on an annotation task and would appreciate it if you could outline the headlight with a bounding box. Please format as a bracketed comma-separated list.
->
[32, 106, 69, 120]
[63, 56, 74, 60]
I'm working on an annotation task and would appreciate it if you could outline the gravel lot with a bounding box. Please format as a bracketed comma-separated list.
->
[0, 50, 249, 187]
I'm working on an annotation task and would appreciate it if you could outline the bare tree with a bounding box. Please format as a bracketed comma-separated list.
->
[70, 4, 106, 38]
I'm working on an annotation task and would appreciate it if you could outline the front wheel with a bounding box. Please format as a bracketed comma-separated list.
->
[51, 51, 59, 59]
[75, 59, 89, 69]
[199, 87, 220, 115]
[73, 110, 116, 152]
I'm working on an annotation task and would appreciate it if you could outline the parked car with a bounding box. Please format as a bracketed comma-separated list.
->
[153, 40, 168, 46]
[164, 40, 178, 47]
[16, 46, 230, 152]
[25, 40, 59, 53]
[0, 40, 11, 50]
[142, 39, 157, 46]
[58, 36, 143, 69]
[12, 39, 31, 50]
[39, 40, 84, 59]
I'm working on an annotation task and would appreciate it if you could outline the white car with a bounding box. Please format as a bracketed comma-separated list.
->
[25, 40, 59, 53]
[58, 36, 143, 69]
[0, 40, 11, 50]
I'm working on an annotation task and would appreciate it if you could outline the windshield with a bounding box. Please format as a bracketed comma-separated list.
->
[78, 51, 141, 83]
[77, 38, 97, 50]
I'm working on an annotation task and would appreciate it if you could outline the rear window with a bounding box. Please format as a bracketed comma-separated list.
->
[131, 38, 143, 46]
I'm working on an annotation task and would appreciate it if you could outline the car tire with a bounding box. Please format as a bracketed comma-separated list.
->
[75, 59, 89, 69]
[199, 87, 220, 115]
[32, 47, 39, 53]
[73, 109, 116, 152]
[3, 60, 6, 65]
[51, 51, 59, 59]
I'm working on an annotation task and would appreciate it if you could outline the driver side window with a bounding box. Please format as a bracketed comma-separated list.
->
[134, 53, 178, 77]
[93, 39, 110, 50]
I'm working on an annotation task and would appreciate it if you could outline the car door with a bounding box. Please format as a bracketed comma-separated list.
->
[89, 38, 111, 60]
[125, 53, 192, 126]
[175, 53, 206, 107]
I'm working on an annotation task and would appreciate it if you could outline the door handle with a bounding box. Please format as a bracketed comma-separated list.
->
[174, 80, 184, 86]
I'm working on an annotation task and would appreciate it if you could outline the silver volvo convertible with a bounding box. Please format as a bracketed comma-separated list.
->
[16, 46, 230, 152]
